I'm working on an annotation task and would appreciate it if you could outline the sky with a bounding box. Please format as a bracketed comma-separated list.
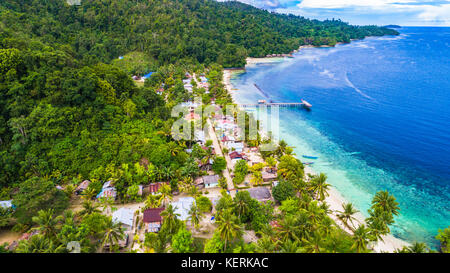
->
[218, 0, 450, 26]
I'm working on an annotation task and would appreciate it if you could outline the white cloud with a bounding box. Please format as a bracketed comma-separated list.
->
[417, 4, 450, 24]
[297, 0, 413, 9]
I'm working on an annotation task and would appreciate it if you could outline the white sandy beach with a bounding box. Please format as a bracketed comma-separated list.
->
[223, 60, 410, 253]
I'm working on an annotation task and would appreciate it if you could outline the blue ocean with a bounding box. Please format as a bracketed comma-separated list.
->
[230, 27, 450, 248]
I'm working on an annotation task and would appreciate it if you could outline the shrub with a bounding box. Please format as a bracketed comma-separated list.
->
[196, 196, 213, 213]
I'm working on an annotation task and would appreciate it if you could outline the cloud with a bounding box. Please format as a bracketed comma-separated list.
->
[222, 0, 450, 25]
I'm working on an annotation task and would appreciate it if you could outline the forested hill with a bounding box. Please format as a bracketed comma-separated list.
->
[0, 0, 398, 68]
[0, 0, 397, 225]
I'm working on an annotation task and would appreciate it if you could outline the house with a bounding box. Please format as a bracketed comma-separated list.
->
[198, 158, 213, 171]
[194, 177, 205, 189]
[247, 187, 272, 202]
[261, 171, 277, 182]
[229, 151, 243, 160]
[263, 166, 277, 174]
[0, 200, 14, 209]
[146, 182, 169, 195]
[226, 142, 244, 153]
[97, 180, 117, 200]
[112, 208, 134, 230]
[172, 197, 195, 221]
[75, 180, 90, 195]
[143, 208, 165, 232]
[202, 175, 220, 188]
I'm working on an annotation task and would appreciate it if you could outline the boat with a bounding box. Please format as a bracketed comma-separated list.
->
[302, 155, 318, 159]
[302, 162, 315, 165]
[301, 99, 312, 108]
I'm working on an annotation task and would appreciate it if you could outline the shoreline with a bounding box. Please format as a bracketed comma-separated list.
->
[222, 52, 410, 252]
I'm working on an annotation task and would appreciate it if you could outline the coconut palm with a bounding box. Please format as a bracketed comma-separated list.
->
[233, 193, 250, 219]
[167, 142, 182, 156]
[78, 199, 101, 218]
[302, 230, 326, 253]
[82, 187, 97, 200]
[255, 234, 279, 253]
[188, 201, 204, 230]
[15, 234, 64, 253]
[337, 203, 359, 231]
[309, 173, 330, 201]
[160, 204, 180, 234]
[305, 201, 325, 228]
[31, 209, 63, 238]
[215, 209, 242, 252]
[98, 196, 115, 215]
[367, 217, 388, 242]
[351, 224, 370, 253]
[279, 239, 302, 253]
[371, 190, 400, 216]
[144, 194, 162, 209]
[398, 242, 430, 253]
[158, 184, 173, 207]
[278, 215, 300, 242]
[101, 217, 125, 252]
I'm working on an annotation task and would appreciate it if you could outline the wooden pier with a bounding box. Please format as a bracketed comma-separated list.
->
[239, 102, 305, 108]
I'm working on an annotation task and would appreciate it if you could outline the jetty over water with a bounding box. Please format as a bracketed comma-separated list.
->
[239, 102, 304, 108]
[239, 99, 312, 108]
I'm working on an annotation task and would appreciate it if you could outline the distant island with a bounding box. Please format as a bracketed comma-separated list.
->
[384, 25, 402, 28]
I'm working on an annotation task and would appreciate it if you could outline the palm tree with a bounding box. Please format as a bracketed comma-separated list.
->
[367, 217, 388, 242]
[306, 201, 325, 228]
[337, 203, 359, 231]
[78, 200, 101, 218]
[160, 204, 180, 234]
[101, 217, 125, 252]
[144, 194, 162, 209]
[187, 185, 201, 198]
[302, 230, 325, 253]
[167, 142, 182, 156]
[309, 173, 330, 201]
[216, 209, 242, 252]
[98, 196, 115, 215]
[279, 240, 301, 253]
[278, 215, 300, 242]
[398, 242, 430, 253]
[82, 187, 97, 200]
[15, 234, 64, 253]
[188, 202, 204, 230]
[371, 190, 400, 216]
[351, 225, 370, 253]
[158, 184, 173, 207]
[31, 209, 62, 238]
[233, 193, 249, 219]
[255, 234, 278, 253]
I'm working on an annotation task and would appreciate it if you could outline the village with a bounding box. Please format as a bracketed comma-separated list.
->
[0, 69, 282, 253]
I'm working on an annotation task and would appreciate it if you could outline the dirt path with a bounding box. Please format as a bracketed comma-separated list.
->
[206, 118, 235, 197]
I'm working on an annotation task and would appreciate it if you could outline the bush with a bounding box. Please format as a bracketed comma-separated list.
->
[272, 179, 296, 203]
[212, 157, 227, 174]
[196, 196, 213, 213]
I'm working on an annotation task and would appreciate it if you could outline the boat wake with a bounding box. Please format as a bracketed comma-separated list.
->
[344, 72, 375, 100]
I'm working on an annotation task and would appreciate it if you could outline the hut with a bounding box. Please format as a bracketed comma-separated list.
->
[143, 208, 165, 232]
[246, 187, 272, 202]
[112, 208, 134, 230]
[75, 180, 90, 195]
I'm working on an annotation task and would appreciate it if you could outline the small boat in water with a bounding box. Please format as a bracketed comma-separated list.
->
[302, 155, 318, 159]
[302, 162, 315, 165]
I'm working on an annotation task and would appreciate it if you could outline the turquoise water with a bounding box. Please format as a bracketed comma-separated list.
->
[230, 27, 450, 248]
